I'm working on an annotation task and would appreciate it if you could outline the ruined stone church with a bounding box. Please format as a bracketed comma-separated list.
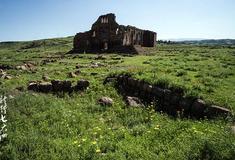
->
[72, 13, 157, 54]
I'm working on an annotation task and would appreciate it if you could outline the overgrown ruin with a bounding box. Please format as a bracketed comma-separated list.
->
[104, 74, 231, 119]
[72, 13, 157, 54]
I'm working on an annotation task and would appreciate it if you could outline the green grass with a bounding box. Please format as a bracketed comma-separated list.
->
[0, 38, 235, 160]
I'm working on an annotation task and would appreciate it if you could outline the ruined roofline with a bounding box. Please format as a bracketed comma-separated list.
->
[95, 14, 156, 34]
[99, 13, 116, 18]
[72, 13, 157, 54]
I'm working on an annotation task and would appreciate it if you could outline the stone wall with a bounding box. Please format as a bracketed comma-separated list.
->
[104, 74, 232, 119]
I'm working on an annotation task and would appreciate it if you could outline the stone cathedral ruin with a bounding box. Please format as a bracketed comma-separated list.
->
[72, 13, 157, 54]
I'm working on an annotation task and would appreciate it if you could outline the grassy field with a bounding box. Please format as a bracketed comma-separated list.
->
[0, 37, 235, 160]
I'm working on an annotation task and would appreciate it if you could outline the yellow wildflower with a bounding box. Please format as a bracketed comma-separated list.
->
[96, 149, 101, 153]
[92, 141, 97, 145]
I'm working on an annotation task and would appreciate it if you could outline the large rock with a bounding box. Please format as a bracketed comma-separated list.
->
[38, 82, 52, 93]
[136, 80, 144, 88]
[75, 79, 90, 91]
[146, 85, 153, 94]
[0, 69, 7, 79]
[16, 65, 27, 71]
[95, 55, 106, 60]
[179, 97, 194, 114]
[191, 99, 207, 118]
[163, 89, 172, 101]
[103, 77, 117, 84]
[0, 69, 5, 74]
[127, 78, 135, 87]
[90, 61, 105, 68]
[152, 87, 165, 98]
[206, 105, 231, 118]
[51, 80, 72, 92]
[142, 83, 150, 92]
[28, 82, 39, 91]
[25, 63, 35, 69]
[5, 75, 13, 79]
[126, 96, 143, 107]
[170, 94, 180, 105]
[98, 97, 113, 106]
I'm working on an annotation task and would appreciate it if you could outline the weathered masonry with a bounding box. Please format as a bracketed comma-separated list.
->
[72, 13, 157, 54]
[104, 74, 231, 119]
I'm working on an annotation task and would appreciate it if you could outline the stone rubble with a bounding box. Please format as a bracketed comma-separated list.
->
[98, 97, 113, 106]
[104, 74, 232, 119]
[28, 79, 90, 93]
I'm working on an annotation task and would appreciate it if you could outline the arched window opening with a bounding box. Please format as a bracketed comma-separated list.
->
[116, 28, 119, 35]
[104, 42, 108, 50]
[92, 31, 96, 37]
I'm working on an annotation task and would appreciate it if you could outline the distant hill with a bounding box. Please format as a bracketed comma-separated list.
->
[0, 36, 74, 50]
[175, 39, 235, 45]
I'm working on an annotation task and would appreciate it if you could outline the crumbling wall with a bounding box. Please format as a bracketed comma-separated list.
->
[143, 31, 157, 47]
[73, 13, 157, 54]
[73, 31, 91, 53]
[104, 74, 231, 119]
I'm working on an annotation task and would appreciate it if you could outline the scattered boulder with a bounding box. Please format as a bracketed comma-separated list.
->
[90, 61, 105, 68]
[206, 105, 231, 117]
[38, 82, 52, 93]
[51, 80, 72, 92]
[152, 87, 165, 98]
[103, 76, 117, 84]
[98, 97, 113, 106]
[41, 59, 57, 65]
[16, 63, 35, 71]
[90, 62, 99, 68]
[5, 75, 13, 79]
[28, 82, 39, 91]
[95, 55, 106, 60]
[191, 99, 207, 117]
[75, 79, 90, 91]
[16, 65, 27, 71]
[0, 69, 6, 78]
[25, 62, 35, 69]
[42, 75, 50, 81]
[179, 97, 194, 114]
[68, 72, 77, 78]
[0, 69, 4, 73]
[0, 69, 13, 80]
[28, 79, 90, 94]
[163, 89, 172, 102]
[126, 96, 143, 107]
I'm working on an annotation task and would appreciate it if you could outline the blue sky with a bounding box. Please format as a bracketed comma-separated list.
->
[0, 0, 235, 41]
